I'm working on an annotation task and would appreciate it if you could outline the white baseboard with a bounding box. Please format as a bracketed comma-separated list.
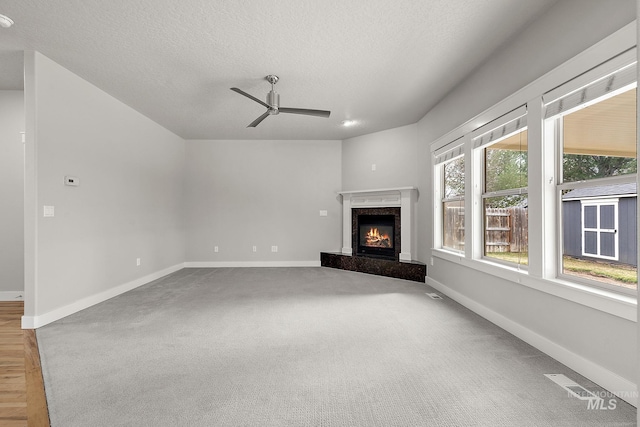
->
[185, 261, 321, 268]
[0, 291, 24, 301]
[426, 276, 637, 407]
[22, 263, 185, 329]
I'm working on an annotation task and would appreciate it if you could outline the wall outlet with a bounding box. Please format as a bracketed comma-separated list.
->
[271, 246, 278, 252]
[319, 210, 328, 217]
[136, 258, 141, 266]
[252, 246, 257, 252]
[43, 205, 55, 217]
[214, 246, 219, 253]
[430, 257, 434, 266]
[371, 163, 377, 171]
[64, 175, 80, 186]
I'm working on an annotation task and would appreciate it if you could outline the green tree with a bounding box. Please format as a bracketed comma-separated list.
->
[444, 157, 464, 198]
[485, 149, 528, 193]
[563, 155, 637, 182]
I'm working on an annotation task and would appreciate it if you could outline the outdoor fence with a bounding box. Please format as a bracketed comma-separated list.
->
[444, 206, 528, 253]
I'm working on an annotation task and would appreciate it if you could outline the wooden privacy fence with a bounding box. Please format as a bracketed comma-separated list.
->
[444, 206, 528, 253]
[443, 205, 465, 251]
[485, 207, 528, 253]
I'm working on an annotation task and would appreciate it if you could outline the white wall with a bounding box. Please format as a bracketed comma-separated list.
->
[185, 139, 342, 265]
[415, 0, 637, 404]
[0, 91, 24, 299]
[342, 124, 418, 191]
[23, 52, 186, 326]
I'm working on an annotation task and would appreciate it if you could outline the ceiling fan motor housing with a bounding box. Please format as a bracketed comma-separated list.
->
[230, 75, 330, 126]
[267, 91, 280, 114]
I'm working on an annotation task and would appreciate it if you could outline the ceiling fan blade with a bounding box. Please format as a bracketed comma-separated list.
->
[279, 107, 331, 118]
[231, 87, 270, 108]
[248, 111, 270, 127]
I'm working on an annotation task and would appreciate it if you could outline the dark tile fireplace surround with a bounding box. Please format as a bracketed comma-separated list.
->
[321, 205, 426, 283]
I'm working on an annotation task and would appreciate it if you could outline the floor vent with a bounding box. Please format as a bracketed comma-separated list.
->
[544, 374, 598, 400]
[426, 292, 443, 300]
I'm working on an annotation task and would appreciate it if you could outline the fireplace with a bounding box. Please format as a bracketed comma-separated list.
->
[352, 207, 401, 260]
[324, 187, 424, 282]
[339, 187, 417, 262]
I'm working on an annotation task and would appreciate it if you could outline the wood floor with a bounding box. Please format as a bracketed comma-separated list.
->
[0, 302, 50, 427]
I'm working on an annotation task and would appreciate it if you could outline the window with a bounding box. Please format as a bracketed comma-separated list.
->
[442, 156, 465, 252]
[474, 113, 528, 267]
[435, 142, 465, 253]
[547, 62, 637, 292]
[429, 28, 638, 314]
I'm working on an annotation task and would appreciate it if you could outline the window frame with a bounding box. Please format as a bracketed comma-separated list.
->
[549, 82, 638, 295]
[439, 155, 465, 253]
[478, 125, 529, 269]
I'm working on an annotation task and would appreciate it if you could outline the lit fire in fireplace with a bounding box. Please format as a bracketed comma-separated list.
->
[365, 227, 391, 248]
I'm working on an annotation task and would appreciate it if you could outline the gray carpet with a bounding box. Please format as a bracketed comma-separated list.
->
[37, 267, 636, 426]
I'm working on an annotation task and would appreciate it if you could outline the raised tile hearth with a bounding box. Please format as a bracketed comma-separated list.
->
[321, 252, 426, 282]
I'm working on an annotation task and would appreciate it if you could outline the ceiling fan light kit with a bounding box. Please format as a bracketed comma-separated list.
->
[231, 75, 331, 127]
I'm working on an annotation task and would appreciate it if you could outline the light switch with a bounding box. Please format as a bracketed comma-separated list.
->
[43, 206, 55, 217]
[319, 210, 328, 217]
[371, 164, 377, 171]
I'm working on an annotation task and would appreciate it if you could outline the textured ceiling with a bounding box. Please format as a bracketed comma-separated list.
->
[0, 0, 558, 140]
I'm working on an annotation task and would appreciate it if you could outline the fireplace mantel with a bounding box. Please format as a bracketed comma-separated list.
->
[339, 187, 418, 261]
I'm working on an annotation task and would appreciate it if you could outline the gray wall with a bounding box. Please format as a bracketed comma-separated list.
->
[415, 0, 636, 390]
[25, 52, 186, 317]
[342, 124, 418, 191]
[0, 91, 24, 296]
[185, 139, 342, 263]
[340, 0, 637, 393]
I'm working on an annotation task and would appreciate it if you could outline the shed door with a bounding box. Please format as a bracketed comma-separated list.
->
[581, 200, 618, 261]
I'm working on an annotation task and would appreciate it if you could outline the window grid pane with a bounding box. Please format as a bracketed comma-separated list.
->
[442, 157, 465, 253]
[483, 195, 528, 265]
[557, 86, 637, 291]
[482, 127, 528, 266]
[442, 200, 465, 252]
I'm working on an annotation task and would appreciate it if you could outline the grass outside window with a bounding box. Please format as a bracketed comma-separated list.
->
[485, 252, 637, 289]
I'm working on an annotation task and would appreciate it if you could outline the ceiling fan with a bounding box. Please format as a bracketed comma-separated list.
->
[231, 75, 331, 127]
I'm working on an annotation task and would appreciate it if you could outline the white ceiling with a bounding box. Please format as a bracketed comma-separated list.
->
[0, 0, 559, 140]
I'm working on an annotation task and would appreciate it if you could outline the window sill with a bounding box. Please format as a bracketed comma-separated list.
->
[431, 248, 636, 322]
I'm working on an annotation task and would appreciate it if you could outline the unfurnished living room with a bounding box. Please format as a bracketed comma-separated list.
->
[0, 0, 639, 426]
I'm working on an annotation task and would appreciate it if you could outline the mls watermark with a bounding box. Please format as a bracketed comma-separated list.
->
[573, 390, 638, 410]
[545, 374, 635, 411]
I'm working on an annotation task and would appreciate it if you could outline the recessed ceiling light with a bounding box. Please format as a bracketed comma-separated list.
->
[341, 120, 357, 127]
[0, 14, 14, 28]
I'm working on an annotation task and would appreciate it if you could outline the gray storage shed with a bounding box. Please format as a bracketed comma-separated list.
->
[562, 182, 637, 267]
